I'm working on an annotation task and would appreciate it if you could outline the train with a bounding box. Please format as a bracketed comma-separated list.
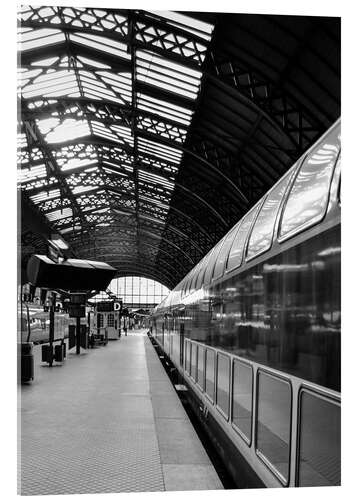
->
[151, 119, 341, 488]
[18, 303, 71, 344]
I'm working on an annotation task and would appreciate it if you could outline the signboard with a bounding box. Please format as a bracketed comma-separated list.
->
[97, 301, 122, 312]
[70, 293, 87, 304]
[68, 304, 86, 318]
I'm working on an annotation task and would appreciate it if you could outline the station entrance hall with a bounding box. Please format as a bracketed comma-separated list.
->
[18, 5, 341, 495]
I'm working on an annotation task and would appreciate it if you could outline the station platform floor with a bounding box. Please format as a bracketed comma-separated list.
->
[18, 329, 223, 495]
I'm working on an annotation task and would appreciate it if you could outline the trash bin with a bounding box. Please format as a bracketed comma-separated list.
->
[54, 344, 64, 362]
[61, 339, 66, 358]
[19, 342, 34, 383]
[41, 344, 53, 363]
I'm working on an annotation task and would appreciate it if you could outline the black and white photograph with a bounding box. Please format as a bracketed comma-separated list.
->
[9, 0, 352, 498]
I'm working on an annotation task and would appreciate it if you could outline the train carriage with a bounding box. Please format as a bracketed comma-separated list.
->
[151, 119, 341, 488]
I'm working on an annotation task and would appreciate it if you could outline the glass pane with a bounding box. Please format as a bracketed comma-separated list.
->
[205, 349, 215, 401]
[190, 343, 197, 380]
[213, 226, 237, 279]
[185, 341, 191, 373]
[280, 124, 340, 239]
[227, 205, 260, 272]
[203, 237, 225, 285]
[196, 249, 213, 290]
[217, 353, 230, 416]
[256, 372, 291, 482]
[232, 360, 253, 442]
[247, 172, 293, 259]
[298, 392, 340, 486]
[197, 345, 204, 388]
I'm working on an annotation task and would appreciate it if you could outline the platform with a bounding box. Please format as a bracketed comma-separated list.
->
[18, 330, 223, 495]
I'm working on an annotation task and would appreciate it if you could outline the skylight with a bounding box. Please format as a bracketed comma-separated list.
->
[18, 7, 215, 263]
[148, 11, 214, 41]
[37, 118, 91, 144]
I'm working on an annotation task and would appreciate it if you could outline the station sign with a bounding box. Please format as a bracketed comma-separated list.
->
[68, 304, 86, 318]
[96, 300, 122, 312]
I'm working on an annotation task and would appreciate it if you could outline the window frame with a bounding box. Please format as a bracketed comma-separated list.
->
[245, 168, 295, 263]
[225, 202, 262, 275]
[204, 347, 216, 404]
[277, 130, 341, 244]
[215, 352, 231, 421]
[295, 385, 341, 487]
[211, 225, 238, 282]
[190, 342, 198, 381]
[255, 368, 293, 487]
[231, 358, 254, 447]
[196, 343, 205, 392]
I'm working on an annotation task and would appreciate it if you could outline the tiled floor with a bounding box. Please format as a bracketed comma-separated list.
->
[18, 330, 222, 495]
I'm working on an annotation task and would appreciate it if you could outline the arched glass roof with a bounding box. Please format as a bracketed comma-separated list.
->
[19, 7, 340, 289]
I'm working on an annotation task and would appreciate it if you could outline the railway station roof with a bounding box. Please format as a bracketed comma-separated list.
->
[18, 6, 340, 289]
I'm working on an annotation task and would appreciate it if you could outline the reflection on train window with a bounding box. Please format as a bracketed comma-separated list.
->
[297, 391, 340, 487]
[256, 371, 291, 483]
[213, 226, 237, 280]
[205, 348, 215, 401]
[197, 345, 205, 389]
[280, 125, 340, 239]
[247, 171, 293, 260]
[185, 341, 191, 373]
[190, 343, 197, 380]
[227, 205, 260, 272]
[203, 237, 226, 285]
[232, 360, 253, 443]
[196, 250, 213, 290]
[216, 353, 230, 417]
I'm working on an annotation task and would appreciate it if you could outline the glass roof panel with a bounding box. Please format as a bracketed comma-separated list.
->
[138, 137, 183, 165]
[18, 164, 47, 183]
[46, 207, 73, 222]
[30, 188, 61, 204]
[19, 28, 65, 51]
[21, 69, 79, 99]
[148, 11, 214, 41]
[37, 117, 90, 144]
[139, 170, 175, 191]
[70, 32, 130, 60]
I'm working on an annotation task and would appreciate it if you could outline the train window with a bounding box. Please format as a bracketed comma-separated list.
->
[226, 205, 260, 273]
[205, 348, 215, 402]
[256, 371, 291, 484]
[280, 124, 340, 240]
[197, 345, 205, 390]
[190, 260, 203, 292]
[232, 360, 253, 444]
[203, 238, 225, 285]
[297, 390, 340, 487]
[196, 249, 214, 290]
[185, 341, 191, 373]
[247, 171, 293, 260]
[188, 265, 199, 295]
[107, 314, 114, 327]
[212, 226, 237, 280]
[187, 268, 197, 295]
[216, 353, 230, 418]
[190, 343, 197, 380]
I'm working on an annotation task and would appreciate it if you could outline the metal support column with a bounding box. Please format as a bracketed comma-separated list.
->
[76, 316, 81, 355]
[49, 292, 56, 366]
